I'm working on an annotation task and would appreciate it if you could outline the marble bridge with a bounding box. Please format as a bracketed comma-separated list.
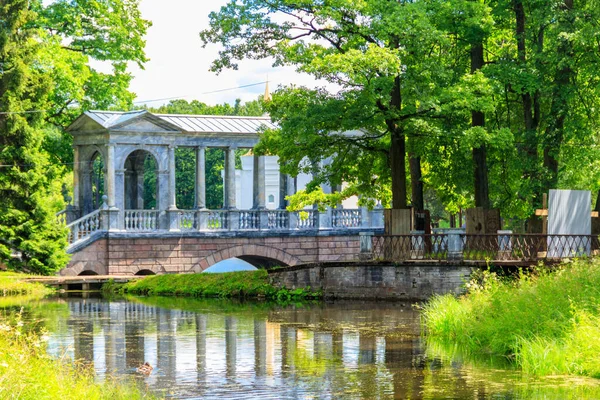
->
[59, 110, 384, 276]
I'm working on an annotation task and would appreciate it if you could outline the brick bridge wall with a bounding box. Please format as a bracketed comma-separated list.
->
[61, 232, 364, 276]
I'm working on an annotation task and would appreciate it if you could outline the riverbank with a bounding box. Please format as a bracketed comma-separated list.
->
[423, 258, 600, 378]
[0, 275, 154, 399]
[0, 271, 54, 296]
[118, 270, 320, 301]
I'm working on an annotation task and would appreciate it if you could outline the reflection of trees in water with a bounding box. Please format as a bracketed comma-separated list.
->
[43, 298, 562, 399]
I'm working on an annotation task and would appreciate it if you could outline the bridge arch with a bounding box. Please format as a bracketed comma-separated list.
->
[192, 245, 301, 272]
[78, 270, 99, 276]
[135, 269, 156, 276]
[128, 262, 166, 276]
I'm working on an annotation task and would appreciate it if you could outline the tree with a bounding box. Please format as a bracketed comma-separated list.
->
[200, 0, 462, 210]
[0, 0, 68, 274]
[0, 0, 150, 273]
[32, 0, 151, 165]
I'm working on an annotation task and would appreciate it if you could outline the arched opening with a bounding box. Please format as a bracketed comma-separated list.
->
[123, 150, 159, 210]
[78, 270, 99, 276]
[81, 150, 106, 214]
[237, 255, 289, 269]
[135, 269, 156, 276]
[203, 257, 258, 273]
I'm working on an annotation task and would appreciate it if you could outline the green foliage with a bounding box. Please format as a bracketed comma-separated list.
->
[121, 270, 321, 300]
[0, 1, 70, 274]
[201, 0, 600, 221]
[423, 259, 600, 377]
[1, 0, 150, 273]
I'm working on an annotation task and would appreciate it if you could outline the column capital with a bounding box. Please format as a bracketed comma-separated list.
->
[228, 145, 238, 151]
[105, 143, 116, 148]
[168, 144, 177, 150]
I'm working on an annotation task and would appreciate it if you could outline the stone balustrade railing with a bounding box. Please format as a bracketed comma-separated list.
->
[66, 209, 102, 245]
[171, 208, 384, 232]
[65, 207, 384, 249]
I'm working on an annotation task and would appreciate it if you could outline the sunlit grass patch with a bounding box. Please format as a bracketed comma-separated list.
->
[121, 269, 320, 301]
[0, 273, 53, 296]
[0, 310, 154, 400]
[422, 258, 600, 378]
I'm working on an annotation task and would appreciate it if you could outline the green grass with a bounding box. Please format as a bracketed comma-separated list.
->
[0, 272, 53, 296]
[120, 270, 320, 301]
[422, 258, 600, 377]
[0, 274, 155, 399]
[0, 311, 153, 400]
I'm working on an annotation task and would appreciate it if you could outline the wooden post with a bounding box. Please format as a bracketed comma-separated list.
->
[535, 193, 548, 234]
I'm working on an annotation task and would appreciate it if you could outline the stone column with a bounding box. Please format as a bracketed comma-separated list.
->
[106, 144, 116, 208]
[287, 175, 297, 197]
[113, 169, 125, 230]
[81, 170, 93, 214]
[225, 146, 237, 209]
[136, 172, 144, 209]
[125, 169, 135, 209]
[278, 172, 287, 210]
[195, 146, 207, 209]
[253, 154, 266, 209]
[73, 146, 80, 209]
[168, 145, 177, 210]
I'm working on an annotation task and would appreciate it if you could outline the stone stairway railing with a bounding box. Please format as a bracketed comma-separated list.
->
[67, 209, 102, 246]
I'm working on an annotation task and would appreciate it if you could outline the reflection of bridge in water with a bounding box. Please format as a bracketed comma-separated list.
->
[48, 298, 455, 398]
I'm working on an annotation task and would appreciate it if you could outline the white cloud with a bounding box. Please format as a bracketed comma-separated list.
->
[128, 0, 335, 107]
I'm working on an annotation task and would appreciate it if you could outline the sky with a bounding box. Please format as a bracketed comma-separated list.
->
[127, 0, 320, 107]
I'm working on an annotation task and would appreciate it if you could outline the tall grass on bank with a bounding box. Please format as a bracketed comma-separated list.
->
[422, 259, 600, 377]
[121, 270, 319, 300]
[0, 272, 53, 296]
[0, 311, 152, 400]
[0, 276, 154, 399]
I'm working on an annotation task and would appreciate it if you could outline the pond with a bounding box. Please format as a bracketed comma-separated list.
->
[20, 295, 600, 399]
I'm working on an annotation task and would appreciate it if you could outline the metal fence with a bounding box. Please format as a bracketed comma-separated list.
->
[371, 233, 600, 264]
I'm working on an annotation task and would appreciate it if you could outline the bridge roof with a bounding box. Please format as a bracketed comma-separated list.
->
[74, 110, 277, 134]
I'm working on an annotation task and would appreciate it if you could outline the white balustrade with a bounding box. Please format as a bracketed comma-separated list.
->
[332, 209, 362, 228]
[268, 210, 289, 230]
[204, 211, 228, 230]
[56, 210, 67, 225]
[239, 211, 259, 230]
[124, 210, 159, 231]
[296, 210, 318, 229]
[178, 211, 196, 231]
[67, 210, 102, 245]
[66, 208, 381, 245]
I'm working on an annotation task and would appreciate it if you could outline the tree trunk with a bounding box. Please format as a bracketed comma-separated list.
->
[514, 0, 542, 207]
[387, 75, 408, 209]
[543, 0, 574, 192]
[409, 153, 423, 211]
[471, 41, 490, 209]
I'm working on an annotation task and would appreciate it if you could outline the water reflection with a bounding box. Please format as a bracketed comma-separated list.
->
[43, 298, 599, 399]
